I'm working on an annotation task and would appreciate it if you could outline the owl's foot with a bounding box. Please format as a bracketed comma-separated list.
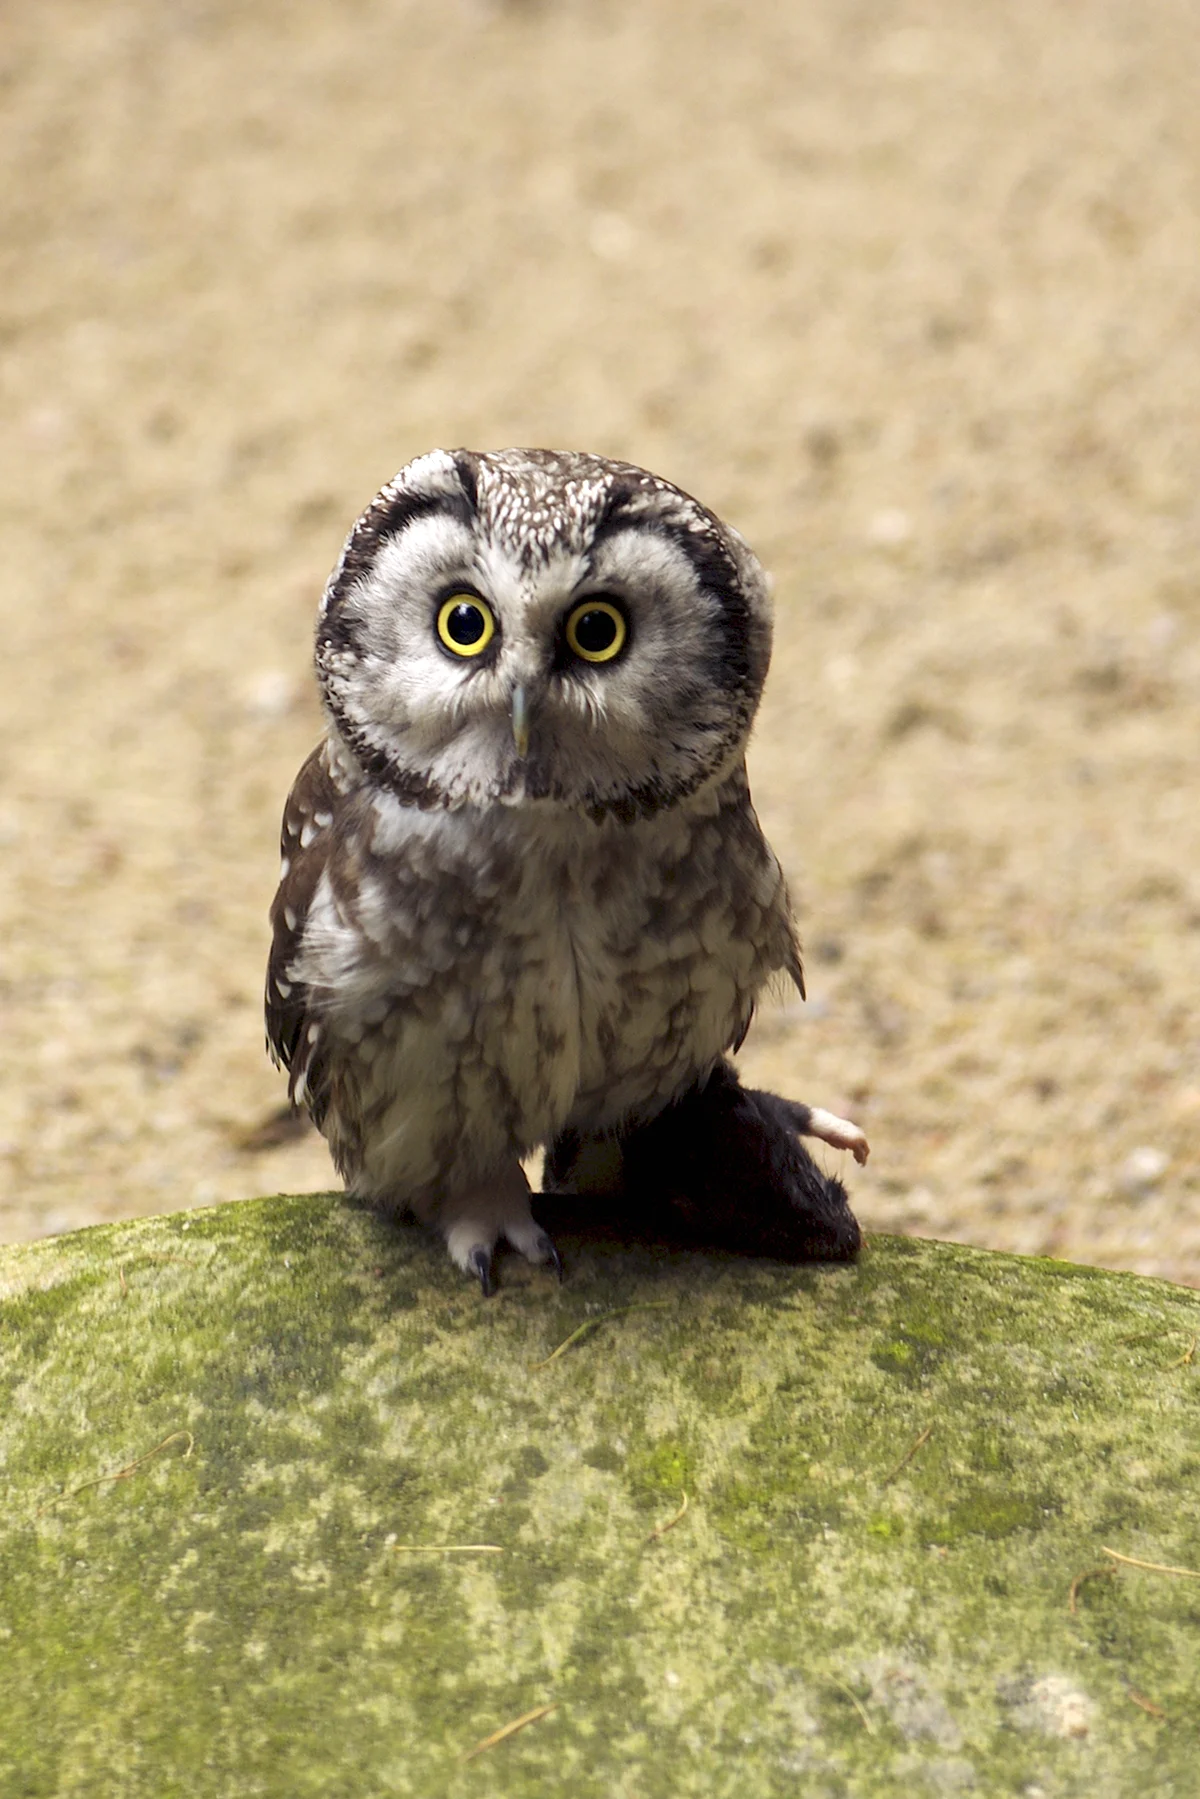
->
[545, 1061, 862, 1263]
[439, 1163, 562, 1295]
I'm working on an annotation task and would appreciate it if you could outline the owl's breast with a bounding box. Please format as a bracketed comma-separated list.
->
[300, 771, 794, 1192]
[551, 772, 796, 1132]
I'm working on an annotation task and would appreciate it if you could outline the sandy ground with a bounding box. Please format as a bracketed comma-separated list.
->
[1, 0, 1197, 1282]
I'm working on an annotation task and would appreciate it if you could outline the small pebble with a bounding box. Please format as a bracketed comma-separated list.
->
[245, 670, 296, 720]
[588, 213, 636, 262]
[1119, 1146, 1169, 1195]
[867, 507, 913, 548]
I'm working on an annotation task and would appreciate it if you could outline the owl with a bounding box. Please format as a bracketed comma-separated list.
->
[266, 449, 867, 1293]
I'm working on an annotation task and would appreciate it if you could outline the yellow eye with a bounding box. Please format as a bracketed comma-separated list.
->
[564, 599, 627, 664]
[436, 594, 496, 658]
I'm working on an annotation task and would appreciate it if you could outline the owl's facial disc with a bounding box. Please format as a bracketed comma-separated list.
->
[315, 448, 773, 817]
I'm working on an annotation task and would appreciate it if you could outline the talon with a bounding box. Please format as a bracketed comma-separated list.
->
[468, 1245, 495, 1297]
[538, 1233, 564, 1282]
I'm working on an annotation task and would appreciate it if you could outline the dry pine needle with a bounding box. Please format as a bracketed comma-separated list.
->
[461, 1703, 558, 1762]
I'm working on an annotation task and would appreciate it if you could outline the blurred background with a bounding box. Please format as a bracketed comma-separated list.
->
[1, 0, 1197, 1280]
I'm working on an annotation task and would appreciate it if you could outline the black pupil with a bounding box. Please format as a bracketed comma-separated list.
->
[447, 602, 485, 645]
[575, 609, 619, 654]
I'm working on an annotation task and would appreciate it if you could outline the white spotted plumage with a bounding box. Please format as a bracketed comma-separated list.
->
[266, 449, 862, 1291]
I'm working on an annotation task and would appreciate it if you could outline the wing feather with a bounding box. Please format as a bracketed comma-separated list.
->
[265, 742, 346, 1130]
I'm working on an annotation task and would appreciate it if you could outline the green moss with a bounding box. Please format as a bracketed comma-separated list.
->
[869, 1313, 954, 1383]
[865, 1513, 905, 1541]
[3, 1199, 1200, 1796]
[626, 1437, 696, 1498]
[959, 1429, 1013, 1475]
[922, 1490, 1060, 1544]
[582, 1442, 622, 1473]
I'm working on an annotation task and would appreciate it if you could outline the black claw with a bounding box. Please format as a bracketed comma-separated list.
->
[468, 1245, 495, 1297]
[538, 1233, 564, 1283]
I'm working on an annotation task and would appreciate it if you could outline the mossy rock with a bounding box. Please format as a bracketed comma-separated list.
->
[3, 1194, 1199, 1797]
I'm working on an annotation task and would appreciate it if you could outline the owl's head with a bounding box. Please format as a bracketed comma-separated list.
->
[315, 448, 773, 820]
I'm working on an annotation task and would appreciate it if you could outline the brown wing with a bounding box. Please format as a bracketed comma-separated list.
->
[265, 741, 345, 1130]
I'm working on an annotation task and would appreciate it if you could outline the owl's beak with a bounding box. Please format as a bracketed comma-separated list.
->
[510, 683, 531, 760]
